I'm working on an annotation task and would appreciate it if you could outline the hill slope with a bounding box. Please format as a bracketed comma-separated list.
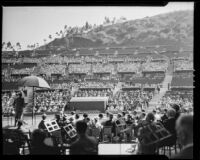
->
[45, 10, 193, 49]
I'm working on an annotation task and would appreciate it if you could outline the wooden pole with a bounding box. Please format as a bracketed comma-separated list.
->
[32, 87, 34, 125]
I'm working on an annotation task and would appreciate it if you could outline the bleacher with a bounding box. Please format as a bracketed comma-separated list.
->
[171, 76, 193, 87]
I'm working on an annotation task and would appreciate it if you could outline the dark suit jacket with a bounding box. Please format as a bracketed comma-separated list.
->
[171, 146, 193, 159]
[70, 135, 98, 155]
[163, 117, 176, 135]
[104, 120, 115, 134]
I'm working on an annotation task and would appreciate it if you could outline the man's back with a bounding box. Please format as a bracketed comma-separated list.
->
[14, 97, 24, 112]
[70, 135, 98, 155]
[163, 117, 176, 135]
[38, 120, 46, 130]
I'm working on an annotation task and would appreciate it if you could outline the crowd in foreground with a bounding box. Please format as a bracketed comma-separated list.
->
[3, 103, 193, 158]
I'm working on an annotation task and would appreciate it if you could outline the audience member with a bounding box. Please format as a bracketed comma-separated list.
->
[69, 121, 98, 155]
[30, 129, 60, 155]
[171, 115, 193, 159]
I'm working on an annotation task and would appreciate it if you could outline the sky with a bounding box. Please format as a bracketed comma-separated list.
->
[2, 2, 193, 50]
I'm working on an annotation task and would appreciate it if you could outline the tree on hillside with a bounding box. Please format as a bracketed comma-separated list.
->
[55, 32, 60, 38]
[36, 43, 39, 48]
[6, 41, 12, 49]
[43, 39, 47, 50]
[49, 35, 52, 40]
[2, 42, 5, 50]
[104, 16, 110, 24]
[112, 17, 116, 24]
[16, 42, 21, 49]
[60, 30, 64, 38]
[64, 25, 68, 36]
[43, 39, 47, 44]
[85, 21, 89, 30]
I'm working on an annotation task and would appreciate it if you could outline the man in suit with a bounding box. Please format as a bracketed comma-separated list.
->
[163, 108, 177, 136]
[171, 114, 193, 159]
[69, 120, 98, 155]
[13, 92, 25, 126]
[38, 114, 47, 131]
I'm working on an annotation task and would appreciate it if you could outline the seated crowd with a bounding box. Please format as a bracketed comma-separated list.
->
[158, 91, 193, 114]
[174, 60, 193, 71]
[34, 90, 71, 113]
[142, 62, 168, 72]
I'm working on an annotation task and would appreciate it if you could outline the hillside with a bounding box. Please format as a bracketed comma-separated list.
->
[45, 10, 193, 49]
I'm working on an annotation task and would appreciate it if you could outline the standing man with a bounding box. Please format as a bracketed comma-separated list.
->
[70, 121, 98, 155]
[171, 114, 193, 159]
[13, 92, 25, 126]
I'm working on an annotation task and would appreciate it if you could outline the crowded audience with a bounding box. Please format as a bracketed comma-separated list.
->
[2, 47, 194, 156]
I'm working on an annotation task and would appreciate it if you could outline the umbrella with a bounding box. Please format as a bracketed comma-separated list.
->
[18, 76, 50, 125]
[18, 76, 50, 89]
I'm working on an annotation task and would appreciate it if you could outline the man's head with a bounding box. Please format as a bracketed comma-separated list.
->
[86, 117, 90, 122]
[71, 111, 75, 116]
[109, 114, 113, 120]
[127, 114, 132, 120]
[99, 113, 103, 119]
[55, 114, 60, 120]
[164, 109, 168, 114]
[83, 113, 88, 119]
[17, 92, 22, 98]
[146, 112, 155, 122]
[117, 113, 122, 119]
[172, 104, 180, 113]
[167, 108, 176, 118]
[175, 114, 193, 147]
[75, 114, 79, 119]
[76, 120, 88, 135]
[42, 114, 47, 120]
[140, 112, 146, 119]
[133, 111, 137, 116]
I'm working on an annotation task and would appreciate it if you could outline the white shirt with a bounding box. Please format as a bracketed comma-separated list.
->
[154, 113, 161, 121]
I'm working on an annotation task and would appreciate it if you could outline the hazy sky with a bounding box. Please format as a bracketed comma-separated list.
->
[2, 2, 193, 50]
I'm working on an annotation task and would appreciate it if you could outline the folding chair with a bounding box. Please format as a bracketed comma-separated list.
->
[91, 128, 101, 141]
[125, 124, 134, 142]
[102, 126, 113, 143]
[115, 124, 126, 142]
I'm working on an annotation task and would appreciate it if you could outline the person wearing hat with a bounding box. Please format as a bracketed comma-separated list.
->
[13, 92, 25, 126]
